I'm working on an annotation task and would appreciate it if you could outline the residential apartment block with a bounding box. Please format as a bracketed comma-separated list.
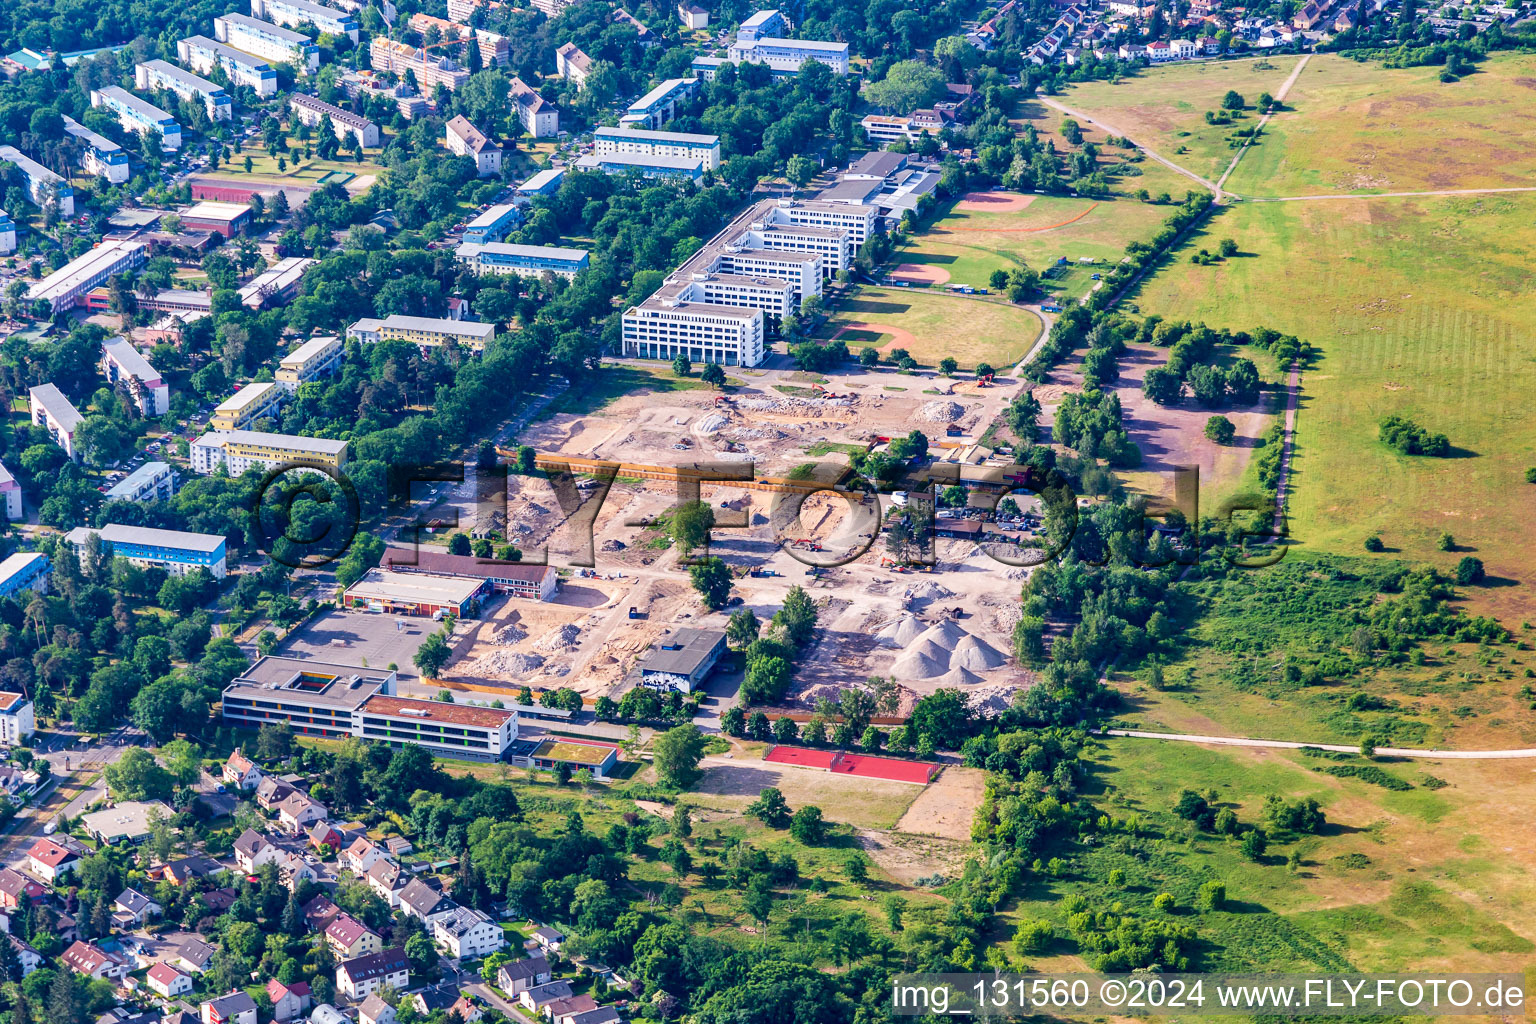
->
[214, 13, 320, 74]
[575, 151, 703, 182]
[593, 126, 720, 170]
[238, 256, 315, 308]
[0, 210, 13, 256]
[727, 35, 849, 75]
[0, 146, 74, 216]
[445, 116, 501, 177]
[211, 381, 284, 431]
[61, 116, 129, 183]
[407, 13, 508, 66]
[29, 383, 85, 458]
[461, 204, 522, 246]
[369, 37, 469, 92]
[104, 461, 177, 503]
[64, 523, 228, 578]
[101, 337, 170, 415]
[619, 76, 696, 128]
[178, 35, 279, 97]
[90, 86, 181, 152]
[251, 0, 360, 41]
[0, 554, 48, 603]
[455, 242, 589, 279]
[191, 429, 348, 475]
[346, 314, 496, 351]
[554, 42, 591, 86]
[277, 335, 344, 391]
[509, 77, 558, 138]
[135, 59, 232, 120]
[289, 93, 379, 149]
[0, 464, 20, 522]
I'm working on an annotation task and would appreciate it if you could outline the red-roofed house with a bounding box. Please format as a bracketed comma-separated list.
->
[62, 941, 130, 980]
[0, 868, 43, 909]
[265, 979, 313, 1021]
[148, 962, 194, 998]
[27, 837, 82, 883]
[325, 913, 383, 958]
[223, 751, 264, 790]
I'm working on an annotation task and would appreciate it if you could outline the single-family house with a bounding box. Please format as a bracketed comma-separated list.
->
[531, 926, 565, 953]
[256, 777, 298, 809]
[358, 995, 395, 1024]
[202, 992, 259, 1024]
[176, 938, 217, 974]
[543, 997, 599, 1024]
[564, 1009, 620, 1024]
[302, 894, 341, 930]
[157, 855, 222, 886]
[233, 829, 282, 872]
[520, 981, 574, 1015]
[496, 955, 552, 995]
[113, 887, 163, 926]
[398, 878, 456, 924]
[62, 941, 130, 981]
[222, 751, 263, 790]
[277, 792, 327, 833]
[266, 980, 313, 1021]
[26, 837, 83, 883]
[147, 962, 194, 999]
[342, 838, 387, 876]
[8, 935, 41, 977]
[366, 858, 408, 907]
[336, 948, 409, 1000]
[308, 821, 344, 853]
[0, 868, 42, 909]
[325, 913, 383, 958]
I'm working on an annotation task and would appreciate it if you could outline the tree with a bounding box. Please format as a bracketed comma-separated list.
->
[789, 805, 826, 845]
[671, 500, 715, 554]
[1438, 532, 1455, 551]
[939, 356, 958, 376]
[413, 632, 451, 677]
[405, 930, 440, 980]
[746, 787, 791, 827]
[672, 353, 692, 377]
[859, 347, 879, 367]
[700, 362, 727, 388]
[786, 155, 819, 189]
[1204, 415, 1236, 445]
[863, 61, 947, 113]
[727, 608, 760, 648]
[1456, 556, 1485, 584]
[1219, 238, 1239, 257]
[1197, 881, 1227, 911]
[688, 557, 732, 610]
[652, 724, 706, 789]
[1222, 90, 1245, 110]
[1363, 535, 1385, 552]
[102, 747, 174, 802]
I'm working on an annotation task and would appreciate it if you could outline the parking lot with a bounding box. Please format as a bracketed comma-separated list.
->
[275, 608, 443, 681]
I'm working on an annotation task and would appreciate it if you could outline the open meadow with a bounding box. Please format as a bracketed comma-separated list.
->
[816, 285, 1043, 370]
[1224, 52, 1536, 197]
[1054, 55, 1305, 181]
[1127, 192, 1536, 623]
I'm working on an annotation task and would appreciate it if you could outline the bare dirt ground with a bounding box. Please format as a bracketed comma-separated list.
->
[956, 191, 1037, 212]
[887, 262, 952, 285]
[857, 828, 971, 885]
[894, 765, 987, 840]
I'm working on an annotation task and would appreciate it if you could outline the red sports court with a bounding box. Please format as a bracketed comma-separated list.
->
[764, 745, 937, 784]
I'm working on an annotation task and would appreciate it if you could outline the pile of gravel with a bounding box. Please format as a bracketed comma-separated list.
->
[916, 400, 964, 423]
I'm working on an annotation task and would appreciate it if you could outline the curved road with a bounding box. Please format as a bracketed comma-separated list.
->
[1106, 728, 1536, 760]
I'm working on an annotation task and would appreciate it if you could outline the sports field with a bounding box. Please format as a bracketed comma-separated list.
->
[1056, 55, 1305, 181]
[1224, 53, 1536, 197]
[817, 285, 1043, 370]
[1129, 193, 1536, 620]
[764, 745, 938, 783]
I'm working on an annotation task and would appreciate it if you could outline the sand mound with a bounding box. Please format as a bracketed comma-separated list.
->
[951, 633, 1007, 671]
[938, 665, 983, 686]
[911, 619, 968, 650]
[466, 650, 545, 675]
[875, 613, 927, 647]
[695, 413, 729, 434]
[891, 644, 950, 680]
[916, 400, 964, 423]
[535, 623, 581, 651]
[904, 580, 955, 607]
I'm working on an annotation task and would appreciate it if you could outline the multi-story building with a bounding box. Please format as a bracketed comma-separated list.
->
[141, 289, 214, 316]
[446, 0, 507, 21]
[64, 523, 228, 578]
[679, 3, 709, 29]
[445, 116, 500, 177]
[593, 126, 720, 170]
[0, 463, 20, 521]
[431, 906, 504, 959]
[0, 146, 74, 216]
[252, 0, 360, 41]
[775, 197, 877, 246]
[461, 204, 521, 246]
[737, 8, 790, 40]
[101, 337, 170, 416]
[508, 77, 558, 138]
[407, 13, 508, 66]
[288, 93, 379, 149]
[455, 242, 589, 279]
[220, 657, 396, 739]
[369, 38, 469, 92]
[135, 60, 232, 121]
[238, 256, 315, 308]
[0, 554, 49, 602]
[0, 209, 14, 256]
[177, 36, 279, 97]
[277, 335, 344, 391]
[345, 314, 496, 351]
[574, 151, 702, 182]
[61, 116, 129, 183]
[104, 461, 177, 503]
[728, 35, 850, 74]
[619, 77, 697, 129]
[554, 42, 591, 86]
[621, 301, 764, 368]
[336, 949, 409, 1001]
[29, 384, 85, 458]
[515, 167, 564, 198]
[27, 239, 146, 313]
[90, 87, 181, 152]
[210, 381, 284, 430]
[191, 429, 349, 475]
[357, 696, 518, 761]
[215, 14, 320, 74]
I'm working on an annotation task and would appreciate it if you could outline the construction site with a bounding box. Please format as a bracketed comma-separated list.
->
[426, 359, 1038, 717]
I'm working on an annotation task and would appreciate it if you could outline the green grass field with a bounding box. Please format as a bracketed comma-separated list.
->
[1224, 53, 1536, 197]
[1127, 193, 1536, 622]
[817, 286, 1043, 369]
[1055, 55, 1306, 181]
[534, 364, 707, 420]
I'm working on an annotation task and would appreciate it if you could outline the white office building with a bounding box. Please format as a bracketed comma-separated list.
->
[90, 86, 181, 152]
[101, 337, 170, 416]
[251, 0, 360, 41]
[621, 301, 764, 368]
[214, 13, 320, 74]
[178, 35, 279, 96]
[61, 117, 130, 183]
[27, 239, 146, 314]
[135, 60, 233, 121]
[592, 126, 720, 171]
[728, 35, 849, 74]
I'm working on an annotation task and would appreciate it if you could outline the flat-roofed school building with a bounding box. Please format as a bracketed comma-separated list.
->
[380, 547, 558, 601]
[358, 696, 518, 761]
[220, 657, 397, 739]
[342, 568, 489, 618]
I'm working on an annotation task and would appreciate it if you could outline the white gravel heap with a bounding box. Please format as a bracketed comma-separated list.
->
[489, 623, 528, 646]
[888, 619, 1008, 681]
[875, 613, 927, 647]
[916, 400, 964, 423]
[534, 623, 582, 652]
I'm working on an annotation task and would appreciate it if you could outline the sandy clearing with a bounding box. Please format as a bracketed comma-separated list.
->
[894, 765, 986, 840]
[957, 190, 1037, 211]
[887, 262, 952, 285]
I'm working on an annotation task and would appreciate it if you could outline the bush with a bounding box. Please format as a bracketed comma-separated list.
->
[1456, 556, 1485, 585]
[1363, 535, 1384, 552]
[1197, 880, 1226, 911]
[1379, 414, 1450, 456]
[1153, 892, 1176, 912]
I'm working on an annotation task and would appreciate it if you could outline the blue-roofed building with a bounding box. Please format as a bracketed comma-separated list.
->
[455, 242, 590, 280]
[619, 77, 698, 129]
[62, 116, 131, 184]
[64, 523, 227, 578]
[515, 168, 565, 198]
[105, 461, 177, 504]
[575, 151, 703, 182]
[462, 204, 523, 245]
[91, 87, 182, 152]
[0, 553, 51, 599]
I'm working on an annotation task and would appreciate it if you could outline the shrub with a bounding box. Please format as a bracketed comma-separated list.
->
[1379, 414, 1450, 456]
[1363, 535, 1384, 552]
[1197, 881, 1226, 911]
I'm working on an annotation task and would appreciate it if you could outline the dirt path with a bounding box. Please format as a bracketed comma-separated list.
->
[1215, 53, 1310, 195]
[1035, 96, 1219, 195]
[1270, 359, 1301, 535]
[1106, 728, 1536, 760]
